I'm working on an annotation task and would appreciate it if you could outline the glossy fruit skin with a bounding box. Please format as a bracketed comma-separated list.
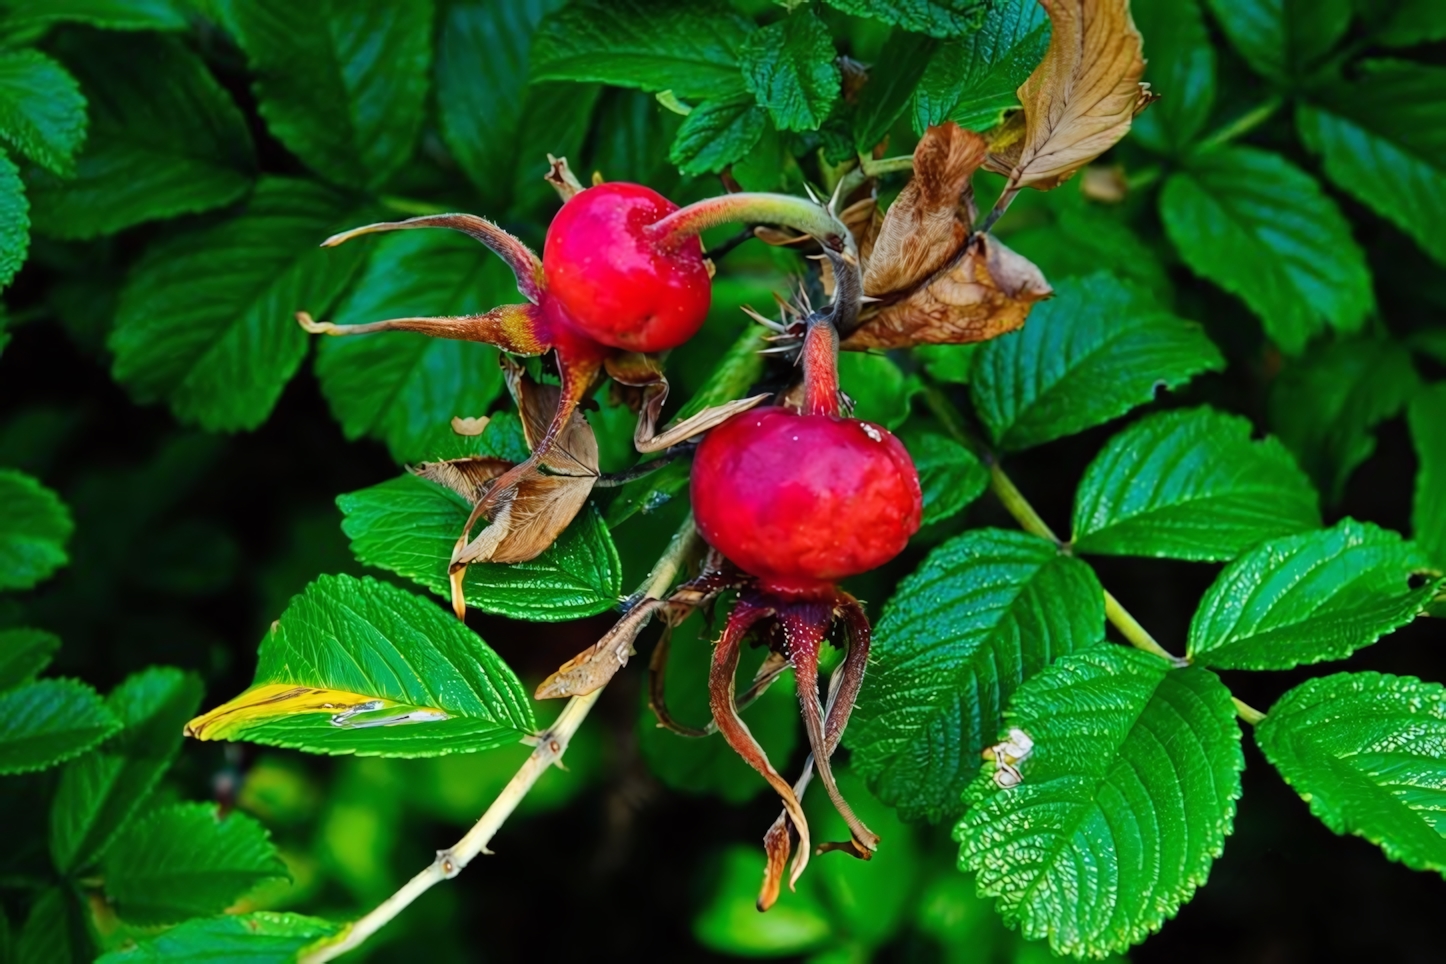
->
[542, 182, 711, 353]
[692, 407, 922, 599]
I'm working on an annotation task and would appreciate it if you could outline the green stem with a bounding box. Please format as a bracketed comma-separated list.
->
[647, 192, 851, 253]
[988, 463, 1058, 543]
[858, 154, 915, 177]
[1195, 97, 1284, 152]
[1232, 698, 1267, 726]
[1103, 591, 1181, 663]
[1126, 165, 1162, 191]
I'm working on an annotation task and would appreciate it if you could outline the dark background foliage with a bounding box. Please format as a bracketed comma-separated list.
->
[1, 0, 1445, 961]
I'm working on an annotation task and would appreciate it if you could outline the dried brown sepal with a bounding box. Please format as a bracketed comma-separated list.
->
[546, 153, 586, 202]
[984, 0, 1154, 202]
[1081, 164, 1129, 203]
[604, 352, 772, 454]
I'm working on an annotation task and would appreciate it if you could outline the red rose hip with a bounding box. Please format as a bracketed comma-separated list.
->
[691, 407, 922, 599]
[543, 182, 711, 353]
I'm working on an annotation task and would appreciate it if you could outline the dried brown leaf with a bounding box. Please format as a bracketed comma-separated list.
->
[985, 0, 1153, 193]
[536, 598, 665, 700]
[842, 233, 1051, 350]
[863, 124, 987, 296]
[604, 352, 770, 452]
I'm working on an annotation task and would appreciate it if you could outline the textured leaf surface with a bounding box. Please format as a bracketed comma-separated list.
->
[909, 432, 989, 526]
[102, 802, 287, 926]
[853, 29, 938, 151]
[435, 0, 563, 206]
[1072, 407, 1320, 561]
[957, 647, 1243, 957]
[1161, 146, 1372, 355]
[971, 273, 1223, 450]
[0, 152, 27, 291]
[1130, 0, 1213, 153]
[1257, 672, 1446, 876]
[0, 49, 85, 176]
[1205, 0, 1351, 81]
[96, 912, 340, 964]
[14, 886, 91, 964]
[0, 628, 59, 692]
[1189, 520, 1439, 669]
[225, 0, 432, 189]
[1409, 382, 1446, 566]
[823, 0, 989, 38]
[96, 912, 341, 964]
[1002, 198, 1171, 304]
[668, 94, 766, 174]
[741, 7, 839, 132]
[1298, 60, 1446, 266]
[110, 178, 369, 432]
[50, 667, 204, 873]
[0, 678, 118, 774]
[0, 0, 189, 31]
[849, 529, 1105, 823]
[27, 33, 253, 239]
[186, 574, 535, 756]
[1269, 337, 1420, 503]
[531, 0, 751, 100]
[0, 469, 73, 590]
[912, 0, 1049, 133]
[338, 474, 622, 621]
[315, 231, 510, 463]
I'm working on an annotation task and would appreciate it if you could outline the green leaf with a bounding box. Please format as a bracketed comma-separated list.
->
[435, 0, 563, 207]
[0, 678, 119, 774]
[1000, 195, 1172, 305]
[668, 94, 767, 174]
[96, 912, 341, 964]
[694, 846, 833, 956]
[1376, 0, 1446, 45]
[338, 474, 623, 622]
[1131, 0, 1214, 153]
[912, 0, 1048, 133]
[50, 667, 205, 874]
[839, 350, 916, 429]
[1204, 0, 1352, 81]
[0, 0, 189, 31]
[907, 431, 988, 526]
[0, 628, 58, 692]
[1189, 520, 1439, 670]
[823, 0, 990, 39]
[110, 177, 369, 432]
[315, 231, 510, 463]
[741, 7, 840, 133]
[102, 802, 286, 926]
[224, 0, 433, 190]
[531, 0, 751, 100]
[853, 29, 938, 151]
[0, 151, 28, 291]
[0, 50, 85, 177]
[970, 273, 1223, 450]
[185, 574, 536, 756]
[1257, 672, 1446, 876]
[0, 469, 72, 590]
[1160, 146, 1373, 355]
[1269, 337, 1420, 503]
[957, 647, 1243, 957]
[637, 608, 798, 805]
[1072, 407, 1321, 561]
[1298, 60, 1446, 267]
[26, 34, 252, 240]
[849, 529, 1105, 823]
[508, 80, 601, 213]
[14, 887, 91, 964]
[1409, 382, 1446, 566]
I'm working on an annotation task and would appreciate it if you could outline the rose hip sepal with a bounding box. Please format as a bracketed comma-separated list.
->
[669, 249, 921, 909]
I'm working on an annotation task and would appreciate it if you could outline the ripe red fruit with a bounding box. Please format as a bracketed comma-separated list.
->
[691, 407, 922, 599]
[543, 182, 712, 353]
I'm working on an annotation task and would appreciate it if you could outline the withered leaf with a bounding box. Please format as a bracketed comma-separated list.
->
[863, 123, 986, 297]
[605, 352, 771, 453]
[535, 598, 665, 700]
[843, 233, 1051, 350]
[985, 0, 1153, 194]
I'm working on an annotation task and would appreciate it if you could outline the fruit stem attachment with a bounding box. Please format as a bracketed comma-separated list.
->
[802, 312, 841, 417]
[647, 193, 852, 254]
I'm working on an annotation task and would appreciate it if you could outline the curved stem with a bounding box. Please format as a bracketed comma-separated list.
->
[647, 193, 852, 254]
[1233, 697, 1267, 726]
[302, 518, 698, 963]
[1195, 97, 1284, 153]
[858, 154, 915, 177]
